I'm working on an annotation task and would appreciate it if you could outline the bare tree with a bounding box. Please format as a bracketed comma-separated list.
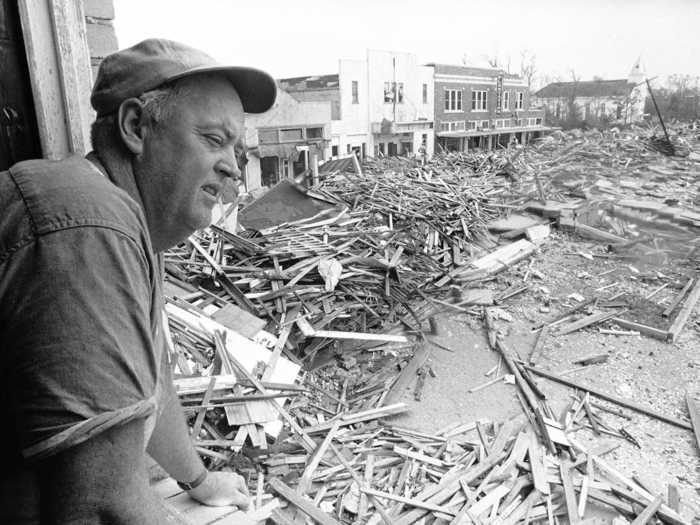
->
[519, 49, 537, 90]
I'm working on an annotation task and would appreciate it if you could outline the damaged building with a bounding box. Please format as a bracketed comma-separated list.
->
[278, 49, 435, 162]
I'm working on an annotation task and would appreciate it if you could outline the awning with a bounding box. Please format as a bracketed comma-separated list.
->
[255, 143, 302, 160]
[436, 125, 556, 138]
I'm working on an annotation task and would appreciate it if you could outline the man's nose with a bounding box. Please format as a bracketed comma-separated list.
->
[215, 157, 242, 182]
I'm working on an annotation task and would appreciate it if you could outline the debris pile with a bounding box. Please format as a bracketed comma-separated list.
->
[156, 122, 700, 524]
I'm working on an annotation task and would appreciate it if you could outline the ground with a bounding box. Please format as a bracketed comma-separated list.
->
[390, 228, 700, 522]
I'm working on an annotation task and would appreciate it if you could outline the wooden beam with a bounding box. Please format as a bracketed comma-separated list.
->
[525, 365, 693, 430]
[668, 278, 700, 342]
[687, 392, 700, 454]
[630, 494, 663, 525]
[18, 0, 94, 158]
[269, 478, 342, 525]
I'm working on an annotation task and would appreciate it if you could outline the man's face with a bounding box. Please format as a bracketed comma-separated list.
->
[135, 75, 245, 249]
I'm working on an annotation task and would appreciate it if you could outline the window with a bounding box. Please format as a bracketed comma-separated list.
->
[471, 90, 487, 111]
[479, 120, 489, 129]
[258, 128, 278, 144]
[502, 91, 510, 111]
[468, 120, 477, 130]
[332, 145, 339, 156]
[439, 120, 466, 132]
[352, 81, 359, 104]
[306, 127, 323, 139]
[515, 92, 524, 110]
[599, 102, 606, 116]
[422, 83, 428, 104]
[444, 89, 463, 112]
[280, 128, 303, 141]
[536, 117, 542, 125]
[384, 82, 404, 103]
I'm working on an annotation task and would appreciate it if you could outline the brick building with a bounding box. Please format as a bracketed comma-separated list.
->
[430, 64, 549, 152]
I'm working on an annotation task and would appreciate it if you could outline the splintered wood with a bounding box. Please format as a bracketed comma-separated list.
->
[155, 133, 699, 524]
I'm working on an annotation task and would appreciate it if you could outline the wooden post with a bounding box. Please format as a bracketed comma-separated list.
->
[19, 0, 94, 158]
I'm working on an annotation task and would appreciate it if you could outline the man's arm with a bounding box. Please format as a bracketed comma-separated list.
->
[146, 374, 250, 508]
[39, 418, 187, 524]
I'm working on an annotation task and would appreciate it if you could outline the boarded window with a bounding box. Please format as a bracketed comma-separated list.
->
[280, 128, 303, 141]
[258, 128, 278, 144]
[306, 127, 323, 139]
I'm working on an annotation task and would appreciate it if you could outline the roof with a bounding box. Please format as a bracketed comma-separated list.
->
[428, 63, 521, 80]
[535, 79, 634, 99]
[278, 74, 340, 91]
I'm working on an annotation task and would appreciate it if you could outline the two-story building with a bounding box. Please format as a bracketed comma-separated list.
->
[430, 64, 549, 152]
[278, 49, 434, 161]
[533, 60, 647, 127]
[244, 88, 332, 191]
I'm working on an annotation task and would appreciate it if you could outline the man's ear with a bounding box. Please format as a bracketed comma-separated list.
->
[117, 98, 147, 155]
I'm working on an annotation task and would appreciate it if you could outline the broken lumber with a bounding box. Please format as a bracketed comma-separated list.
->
[525, 365, 693, 430]
[687, 392, 700, 455]
[269, 477, 342, 525]
[667, 277, 700, 342]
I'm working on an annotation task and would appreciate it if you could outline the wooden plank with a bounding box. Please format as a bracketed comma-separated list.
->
[384, 343, 430, 404]
[18, 0, 93, 158]
[525, 365, 693, 430]
[630, 494, 664, 525]
[361, 487, 456, 516]
[269, 478, 342, 525]
[304, 403, 408, 434]
[687, 392, 700, 454]
[663, 278, 695, 317]
[223, 348, 316, 453]
[528, 431, 550, 495]
[560, 460, 580, 525]
[610, 318, 669, 340]
[528, 324, 549, 364]
[558, 310, 620, 335]
[668, 278, 700, 342]
[589, 455, 690, 525]
[297, 420, 340, 494]
[212, 303, 266, 338]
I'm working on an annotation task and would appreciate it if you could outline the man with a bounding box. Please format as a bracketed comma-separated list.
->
[0, 39, 276, 523]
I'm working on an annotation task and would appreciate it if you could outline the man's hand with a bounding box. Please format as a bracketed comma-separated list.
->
[187, 471, 251, 508]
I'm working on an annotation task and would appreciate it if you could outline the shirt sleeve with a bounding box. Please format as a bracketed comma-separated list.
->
[1, 224, 162, 462]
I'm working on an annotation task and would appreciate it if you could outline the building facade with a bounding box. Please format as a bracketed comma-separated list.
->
[431, 64, 548, 152]
[278, 49, 434, 161]
[244, 89, 332, 191]
[533, 60, 647, 126]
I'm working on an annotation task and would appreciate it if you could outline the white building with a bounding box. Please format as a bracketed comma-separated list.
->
[278, 49, 434, 162]
[533, 60, 647, 126]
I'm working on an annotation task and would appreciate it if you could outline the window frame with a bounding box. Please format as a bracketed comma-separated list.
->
[444, 88, 463, 112]
[471, 90, 488, 111]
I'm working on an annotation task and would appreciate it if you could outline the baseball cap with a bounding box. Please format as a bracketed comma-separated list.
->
[91, 38, 277, 117]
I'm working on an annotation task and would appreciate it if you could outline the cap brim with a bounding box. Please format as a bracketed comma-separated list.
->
[167, 65, 277, 114]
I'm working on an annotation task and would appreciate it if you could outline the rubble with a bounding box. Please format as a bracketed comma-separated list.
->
[156, 122, 700, 524]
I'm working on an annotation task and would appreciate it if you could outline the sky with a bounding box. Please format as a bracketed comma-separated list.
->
[114, 0, 700, 88]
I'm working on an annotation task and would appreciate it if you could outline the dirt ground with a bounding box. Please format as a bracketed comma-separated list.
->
[389, 228, 700, 522]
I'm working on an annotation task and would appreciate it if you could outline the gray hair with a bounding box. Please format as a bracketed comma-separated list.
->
[90, 80, 187, 154]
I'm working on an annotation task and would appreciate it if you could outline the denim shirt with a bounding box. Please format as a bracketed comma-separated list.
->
[0, 155, 165, 521]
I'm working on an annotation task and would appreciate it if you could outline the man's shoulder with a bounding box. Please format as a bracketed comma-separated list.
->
[4, 156, 147, 241]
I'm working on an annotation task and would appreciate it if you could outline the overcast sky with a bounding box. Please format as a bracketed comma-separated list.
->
[114, 0, 699, 87]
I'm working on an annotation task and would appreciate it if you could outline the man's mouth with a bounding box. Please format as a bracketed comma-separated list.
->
[202, 184, 221, 198]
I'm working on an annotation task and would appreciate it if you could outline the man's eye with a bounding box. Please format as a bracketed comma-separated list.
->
[206, 134, 224, 146]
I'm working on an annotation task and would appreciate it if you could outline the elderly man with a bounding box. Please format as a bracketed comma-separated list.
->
[0, 39, 276, 523]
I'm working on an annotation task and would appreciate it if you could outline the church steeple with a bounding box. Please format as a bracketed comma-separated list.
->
[628, 57, 645, 84]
